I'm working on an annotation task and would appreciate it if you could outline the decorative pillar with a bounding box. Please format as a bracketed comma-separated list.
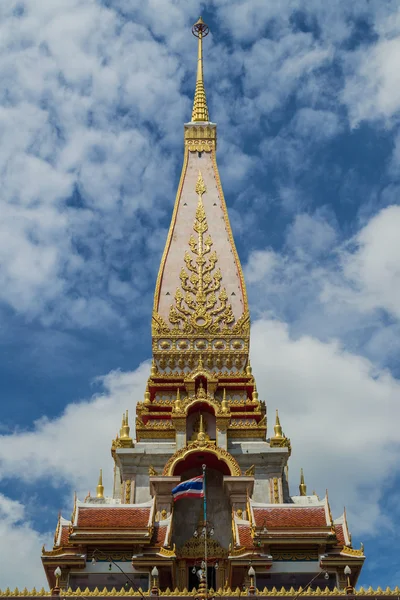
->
[177, 560, 186, 590]
[150, 476, 181, 517]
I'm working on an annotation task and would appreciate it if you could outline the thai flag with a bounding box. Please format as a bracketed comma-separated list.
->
[172, 476, 204, 501]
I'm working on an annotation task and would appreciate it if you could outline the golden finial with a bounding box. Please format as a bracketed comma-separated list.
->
[197, 413, 207, 443]
[246, 360, 252, 376]
[144, 384, 151, 404]
[174, 388, 182, 411]
[120, 410, 130, 438]
[299, 468, 307, 496]
[191, 17, 210, 122]
[252, 383, 259, 402]
[96, 469, 104, 499]
[151, 360, 157, 377]
[221, 388, 229, 413]
[273, 409, 283, 438]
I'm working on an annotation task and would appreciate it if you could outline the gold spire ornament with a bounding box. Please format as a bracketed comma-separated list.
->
[299, 468, 307, 496]
[120, 410, 130, 439]
[221, 388, 229, 413]
[144, 385, 151, 404]
[273, 409, 283, 438]
[96, 469, 104, 499]
[191, 17, 210, 122]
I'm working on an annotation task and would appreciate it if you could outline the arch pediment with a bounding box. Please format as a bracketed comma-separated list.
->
[162, 441, 241, 476]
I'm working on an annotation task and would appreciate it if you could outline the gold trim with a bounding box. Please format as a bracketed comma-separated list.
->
[341, 545, 365, 557]
[211, 149, 249, 314]
[153, 148, 189, 316]
[162, 441, 241, 476]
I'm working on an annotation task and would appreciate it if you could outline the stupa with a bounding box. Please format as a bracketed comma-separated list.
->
[40, 17, 366, 598]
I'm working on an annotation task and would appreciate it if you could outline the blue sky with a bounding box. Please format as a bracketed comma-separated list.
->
[0, 0, 400, 590]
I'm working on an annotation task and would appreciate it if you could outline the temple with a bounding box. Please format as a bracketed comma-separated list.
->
[40, 17, 366, 598]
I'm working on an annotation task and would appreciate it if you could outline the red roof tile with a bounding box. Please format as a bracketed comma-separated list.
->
[335, 524, 345, 544]
[253, 507, 327, 528]
[237, 524, 254, 548]
[151, 525, 167, 546]
[77, 507, 151, 528]
[59, 526, 70, 546]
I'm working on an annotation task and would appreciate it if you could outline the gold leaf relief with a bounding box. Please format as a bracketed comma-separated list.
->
[166, 172, 237, 335]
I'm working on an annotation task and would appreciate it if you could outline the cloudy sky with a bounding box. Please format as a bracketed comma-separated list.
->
[1, 0, 400, 590]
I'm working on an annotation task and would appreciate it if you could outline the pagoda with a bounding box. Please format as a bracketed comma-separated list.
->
[41, 18, 365, 596]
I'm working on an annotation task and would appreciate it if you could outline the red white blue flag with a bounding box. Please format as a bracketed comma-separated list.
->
[172, 476, 204, 501]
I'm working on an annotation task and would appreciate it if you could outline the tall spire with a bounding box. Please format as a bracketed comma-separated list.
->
[96, 469, 104, 499]
[191, 17, 210, 122]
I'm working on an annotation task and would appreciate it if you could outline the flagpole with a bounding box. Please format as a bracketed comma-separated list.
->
[202, 463, 207, 597]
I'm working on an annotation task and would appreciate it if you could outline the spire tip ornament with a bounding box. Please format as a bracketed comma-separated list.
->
[191, 17, 210, 122]
[299, 468, 307, 496]
[96, 468, 104, 499]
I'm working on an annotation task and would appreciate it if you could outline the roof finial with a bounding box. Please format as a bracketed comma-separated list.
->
[191, 17, 210, 122]
[96, 469, 104, 499]
[273, 409, 283, 438]
[120, 410, 130, 439]
[299, 468, 307, 496]
[221, 387, 229, 413]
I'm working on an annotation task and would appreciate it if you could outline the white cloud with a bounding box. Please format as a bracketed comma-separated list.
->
[0, 363, 149, 496]
[342, 9, 400, 126]
[250, 318, 400, 535]
[324, 205, 400, 319]
[0, 495, 49, 589]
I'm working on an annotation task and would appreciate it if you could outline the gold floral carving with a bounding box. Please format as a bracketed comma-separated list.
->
[162, 441, 241, 476]
[125, 480, 131, 504]
[167, 171, 235, 334]
[272, 551, 318, 561]
[273, 478, 279, 503]
[177, 535, 228, 558]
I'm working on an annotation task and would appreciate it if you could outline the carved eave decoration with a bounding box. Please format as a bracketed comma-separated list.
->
[184, 123, 217, 153]
[177, 534, 228, 559]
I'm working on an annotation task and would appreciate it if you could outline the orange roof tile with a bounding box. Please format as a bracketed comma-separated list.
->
[151, 525, 167, 546]
[237, 524, 254, 548]
[253, 506, 327, 528]
[335, 524, 345, 544]
[59, 526, 70, 546]
[77, 507, 151, 529]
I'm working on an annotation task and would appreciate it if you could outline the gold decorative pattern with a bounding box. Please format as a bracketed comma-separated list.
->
[125, 480, 131, 504]
[273, 477, 280, 503]
[272, 551, 319, 561]
[245, 465, 255, 476]
[148, 466, 158, 476]
[158, 545, 176, 557]
[341, 545, 365, 557]
[165, 171, 236, 335]
[3, 586, 400, 596]
[177, 535, 228, 559]
[162, 441, 241, 476]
